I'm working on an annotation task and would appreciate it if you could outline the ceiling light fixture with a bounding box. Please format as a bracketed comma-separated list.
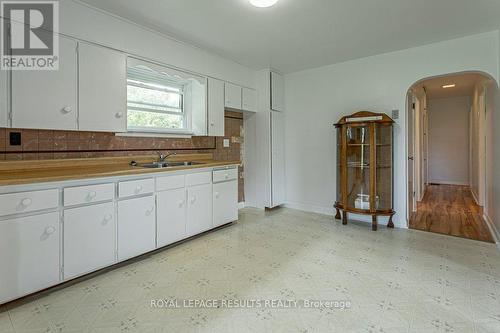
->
[442, 84, 456, 89]
[249, 0, 279, 8]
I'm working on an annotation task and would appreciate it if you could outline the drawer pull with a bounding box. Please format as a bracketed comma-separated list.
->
[145, 207, 154, 216]
[190, 196, 196, 204]
[178, 200, 185, 207]
[115, 112, 124, 118]
[214, 192, 220, 199]
[45, 226, 56, 235]
[87, 191, 97, 201]
[62, 106, 72, 114]
[134, 185, 143, 194]
[225, 174, 229, 179]
[21, 198, 32, 207]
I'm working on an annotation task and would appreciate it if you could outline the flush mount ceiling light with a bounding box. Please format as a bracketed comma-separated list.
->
[249, 0, 279, 8]
[442, 84, 456, 89]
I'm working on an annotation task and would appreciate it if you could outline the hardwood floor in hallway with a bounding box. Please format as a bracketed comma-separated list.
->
[409, 184, 495, 243]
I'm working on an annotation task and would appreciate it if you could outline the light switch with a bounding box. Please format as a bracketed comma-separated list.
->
[223, 139, 230, 148]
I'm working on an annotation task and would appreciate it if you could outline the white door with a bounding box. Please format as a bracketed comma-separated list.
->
[407, 93, 416, 219]
[157, 188, 187, 247]
[11, 34, 78, 130]
[224, 83, 242, 110]
[271, 72, 285, 112]
[213, 180, 238, 227]
[63, 202, 116, 279]
[271, 111, 286, 207]
[186, 184, 213, 236]
[79, 43, 127, 132]
[0, 212, 60, 304]
[118, 196, 156, 261]
[208, 78, 225, 136]
[242, 88, 257, 112]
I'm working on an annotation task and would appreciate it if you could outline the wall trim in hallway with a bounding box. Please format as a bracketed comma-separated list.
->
[484, 213, 500, 245]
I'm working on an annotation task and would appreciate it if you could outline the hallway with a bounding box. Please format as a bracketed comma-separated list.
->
[410, 184, 494, 243]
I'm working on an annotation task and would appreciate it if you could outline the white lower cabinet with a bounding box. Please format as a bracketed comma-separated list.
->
[186, 184, 213, 236]
[157, 188, 187, 247]
[63, 202, 116, 280]
[118, 196, 156, 261]
[0, 212, 60, 304]
[213, 180, 238, 227]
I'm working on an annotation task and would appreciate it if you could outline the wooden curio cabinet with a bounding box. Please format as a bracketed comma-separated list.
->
[334, 111, 395, 231]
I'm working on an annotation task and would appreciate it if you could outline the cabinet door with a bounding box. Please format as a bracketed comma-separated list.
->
[118, 196, 156, 261]
[63, 203, 115, 280]
[224, 83, 242, 110]
[271, 111, 286, 207]
[0, 62, 7, 127]
[271, 72, 285, 112]
[242, 88, 257, 112]
[208, 78, 225, 136]
[157, 188, 186, 247]
[0, 212, 60, 304]
[79, 43, 127, 132]
[186, 184, 213, 236]
[213, 180, 238, 227]
[12, 35, 77, 130]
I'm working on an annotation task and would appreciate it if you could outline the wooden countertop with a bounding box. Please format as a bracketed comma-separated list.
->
[0, 154, 240, 186]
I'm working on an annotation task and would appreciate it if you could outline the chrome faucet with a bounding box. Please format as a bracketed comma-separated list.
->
[156, 151, 176, 163]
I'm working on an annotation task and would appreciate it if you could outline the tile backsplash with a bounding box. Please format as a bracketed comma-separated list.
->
[0, 111, 245, 202]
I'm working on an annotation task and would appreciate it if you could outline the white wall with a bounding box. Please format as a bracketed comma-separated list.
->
[427, 96, 470, 186]
[59, 1, 255, 88]
[284, 31, 499, 228]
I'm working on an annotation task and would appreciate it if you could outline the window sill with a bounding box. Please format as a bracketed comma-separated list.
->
[115, 131, 194, 139]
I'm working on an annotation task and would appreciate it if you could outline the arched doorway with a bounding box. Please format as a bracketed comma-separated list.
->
[405, 71, 497, 242]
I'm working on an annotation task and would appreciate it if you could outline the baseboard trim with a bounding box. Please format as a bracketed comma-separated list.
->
[483, 213, 500, 247]
[284, 201, 406, 229]
[428, 180, 470, 186]
[471, 190, 480, 206]
[237, 202, 246, 210]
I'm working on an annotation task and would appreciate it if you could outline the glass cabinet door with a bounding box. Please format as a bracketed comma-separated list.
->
[375, 124, 393, 211]
[345, 125, 371, 210]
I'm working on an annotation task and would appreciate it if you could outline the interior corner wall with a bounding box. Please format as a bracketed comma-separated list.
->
[427, 96, 470, 186]
[284, 31, 500, 228]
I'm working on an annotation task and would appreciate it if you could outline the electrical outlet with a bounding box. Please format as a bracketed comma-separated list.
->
[9, 132, 21, 146]
[223, 139, 230, 148]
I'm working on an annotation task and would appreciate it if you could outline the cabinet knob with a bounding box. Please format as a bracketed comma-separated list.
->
[87, 191, 97, 201]
[190, 196, 196, 204]
[134, 185, 143, 194]
[178, 200, 185, 207]
[21, 198, 32, 207]
[61, 106, 72, 114]
[103, 214, 113, 225]
[115, 112, 124, 118]
[214, 192, 220, 199]
[45, 226, 56, 235]
[210, 122, 214, 126]
[225, 174, 229, 179]
[145, 207, 154, 216]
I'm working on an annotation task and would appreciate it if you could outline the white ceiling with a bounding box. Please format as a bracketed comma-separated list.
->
[416, 73, 484, 99]
[78, 0, 500, 73]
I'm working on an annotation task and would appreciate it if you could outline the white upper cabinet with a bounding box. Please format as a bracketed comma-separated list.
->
[242, 87, 257, 112]
[11, 34, 78, 130]
[79, 43, 127, 132]
[0, 66, 7, 127]
[208, 78, 225, 136]
[224, 82, 242, 110]
[271, 71, 285, 112]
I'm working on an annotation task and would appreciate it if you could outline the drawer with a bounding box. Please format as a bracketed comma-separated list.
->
[156, 174, 185, 192]
[64, 183, 114, 206]
[186, 172, 212, 187]
[213, 168, 238, 183]
[119, 178, 154, 198]
[0, 189, 59, 216]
